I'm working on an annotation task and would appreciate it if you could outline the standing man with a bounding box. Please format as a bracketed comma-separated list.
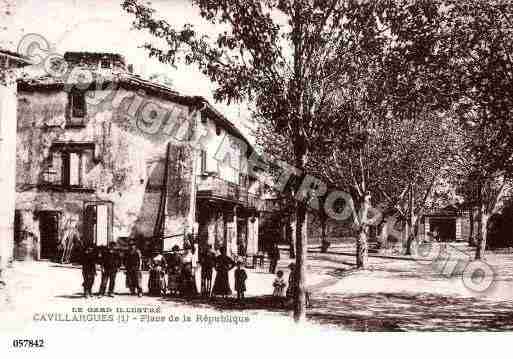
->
[268, 243, 280, 274]
[125, 241, 143, 297]
[81, 243, 98, 298]
[99, 242, 121, 297]
[200, 244, 216, 297]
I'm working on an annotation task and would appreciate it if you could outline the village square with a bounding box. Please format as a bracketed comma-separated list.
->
[1, 0, 513, 333]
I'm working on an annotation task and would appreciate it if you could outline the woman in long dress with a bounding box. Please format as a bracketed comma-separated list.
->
[286, 263, 297, 299]
[212, 246, 235, 298]
[180, 246, 198, 298]
[148, 252, 167, 296]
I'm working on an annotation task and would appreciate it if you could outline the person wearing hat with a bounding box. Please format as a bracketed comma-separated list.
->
[268, 243, 280, 274]
[125, 241, 143, 296]
[80, 243, 98, 298]
[98, 241, 121, 297]
[167, 245, 182, 268]
[200, 244, 216, 297]
[234, 258, 248, 301]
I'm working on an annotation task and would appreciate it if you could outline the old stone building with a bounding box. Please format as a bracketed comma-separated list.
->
[195, 104, 263, 257]
[0, 49, 31, 270]
[9, 51, 262, 262]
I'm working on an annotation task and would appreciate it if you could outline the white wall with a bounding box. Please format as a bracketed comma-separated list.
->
[198, 114, 246, 185]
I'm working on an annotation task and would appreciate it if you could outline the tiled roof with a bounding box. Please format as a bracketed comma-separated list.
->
[17, 68, 253, 152]
[0, 48, 31, 63]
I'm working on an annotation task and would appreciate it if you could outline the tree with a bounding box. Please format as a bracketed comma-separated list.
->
[123, 0, 446, 318]
[304, 0, 459, 265]
[440, 0, 513, 259]
[0, 0, 18, 49]
[315, 107, 460, 263]
[122, 0, 510, 319]
[450, 151, 509, 260]
[123, 0, 365, 321]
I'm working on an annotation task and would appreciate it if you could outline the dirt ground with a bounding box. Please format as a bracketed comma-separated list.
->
[1, 243, 512, 331]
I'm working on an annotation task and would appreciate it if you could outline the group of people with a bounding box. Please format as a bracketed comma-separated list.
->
[80, 240, 144, 298]
[147, 244, 250, 299]
[79, 241, 253, 300]
[80, 240, 301, 305]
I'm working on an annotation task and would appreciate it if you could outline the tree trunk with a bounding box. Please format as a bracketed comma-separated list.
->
[405, 220, 419, 256]
[378, 220, 388, 250]
[287, 216, 295, 259]
[294, 201, 308, 322]
[356, 195, 370, 269]
[403, 221, 410, 255]
[475, 201, 488, 260]
[468, 208, 474, 246]
[356, 226, 368, 268]
[320, 215, 328, 253]
[405, 185, 416, 255]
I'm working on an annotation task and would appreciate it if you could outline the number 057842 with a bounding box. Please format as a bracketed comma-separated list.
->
[12, 339, 45, 348]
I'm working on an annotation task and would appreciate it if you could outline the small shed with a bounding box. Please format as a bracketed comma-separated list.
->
[422, 204, 470, 242]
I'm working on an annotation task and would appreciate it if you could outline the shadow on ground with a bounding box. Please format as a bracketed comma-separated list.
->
[53, 288, 513, 331]
[158, 295, 290, 313]
[157, 288, 513, 331]
[310, 292, 513, 331]
[155, 294, 405, 331]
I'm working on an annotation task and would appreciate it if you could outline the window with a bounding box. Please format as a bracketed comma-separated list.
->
[239, 173, 248, 188]
[0, 55, 8, 69]
[41, 143, 95, 191]
[67, 91, 87, 126]
[62, 152, 82, 186]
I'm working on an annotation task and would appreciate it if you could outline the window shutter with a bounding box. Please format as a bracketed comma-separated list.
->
[69, 152, 80, 186]
[61, 152, 70, 186]
[200, 150, 207, 173]
[71, 92, 86, 118]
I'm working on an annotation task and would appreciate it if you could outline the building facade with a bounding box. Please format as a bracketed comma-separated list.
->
[0, 49, 31, 270]
[8, 51, 262, 262]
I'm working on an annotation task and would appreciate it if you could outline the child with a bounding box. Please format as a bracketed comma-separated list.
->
[273, 270, 286, 297]
[234, 260, 247, 300]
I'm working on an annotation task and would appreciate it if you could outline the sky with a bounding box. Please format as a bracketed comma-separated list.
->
[0, 0, 256, 142]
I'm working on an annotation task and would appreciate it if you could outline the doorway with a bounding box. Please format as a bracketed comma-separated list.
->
[430, 217, 456, 242]
[83, 201, 113, 247]
[237, 217, 247, 256]
[39, 211, 60, 260]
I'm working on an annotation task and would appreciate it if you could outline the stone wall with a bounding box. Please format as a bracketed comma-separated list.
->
[15, 86, 194, 258]
[0, 82, 18, 268]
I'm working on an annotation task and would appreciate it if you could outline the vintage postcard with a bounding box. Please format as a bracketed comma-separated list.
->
[1, 0, 513, 356]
